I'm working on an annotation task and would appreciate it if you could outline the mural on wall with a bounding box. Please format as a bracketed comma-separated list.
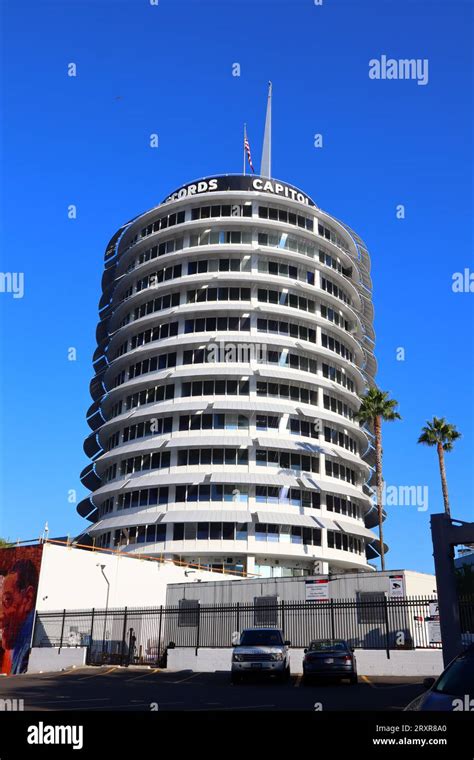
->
[0, 545, 43, 674]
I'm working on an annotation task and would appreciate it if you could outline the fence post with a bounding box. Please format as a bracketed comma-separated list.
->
[236, 602, 240, 636]
[384, 595, 391, 659]
[88, 608, 95, 664]
[330, 599, 335, 640]
[195, 605, 201, 656]
[121, 607, 128, 665]
[58, 609, 66, 654]
[281, 600, 285, 637]
[158, 605, 163, 665]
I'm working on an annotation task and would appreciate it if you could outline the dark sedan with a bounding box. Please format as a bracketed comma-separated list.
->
[303, 639, 357, 685]
[404, 644, 474, 711]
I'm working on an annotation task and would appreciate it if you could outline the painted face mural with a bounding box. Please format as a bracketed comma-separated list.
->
[0, 546, 43, 675]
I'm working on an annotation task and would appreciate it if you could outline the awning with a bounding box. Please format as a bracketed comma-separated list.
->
[160, 510, 253, 523]
[334, 520, 376, 540]
[209, 471, 299, 487]
[312, 516, 340, 531]
[87, 510, 165, 534]
[255, 511, 320, 528]
[166, 436, 251, 449]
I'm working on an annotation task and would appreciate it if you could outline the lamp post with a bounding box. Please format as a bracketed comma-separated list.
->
[96, 564, 110, 659]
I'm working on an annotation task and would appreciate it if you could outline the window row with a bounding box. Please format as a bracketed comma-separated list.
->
[187, 286, 251, 303]
[116, 486, 169, 510]
[140, 210, 186, 238]
[327, 530, 363, 555]
[321, 333, 354, 362]
[175, 484, 249, 503]
[184, 316, 250, 334]
[255, 486, 321, 509]
[257, 258, 314, 285]
[115, 322, 179, 359]
[326, 494, 361, 519]
[321, 275, 351, 305]
[107, 523, 364, 552]
[257, 230, 317, 258]
[114, 524, 166, 546]
[177, 448, 249, 467]
[126, 236, 184, 278]
[108, 417, 174, 450]
[257, 317, 316, 344]
[317, 222, 348, 252]
[116, 451, 171, 479]
[179, 346, 318, 375]
[181, 378, 250, 397]
[118, 383, 174, 415]
[179, 413, 249, 431]
[258, 205, 314, 231]
[325, 459, 357, 485]
[173, 521, 249, 542]
[191, 203, 252, 220]
[255, 523, 322, 546]
[98, 497, 114, 518]
[187, 257, 249, 274]
[135, 263, 183, 293]
[324, 426, 358, 454]
[323, 393, 355, 420]
[256, 449, 319, 473]
[190, 230, 252, 247]
[128, 352, 177, 381]
[257, 288, 316, 313]
[322, 363, 355, 392]
[320, 304, 350, 332]
[122, 291, 180, 325]
[256, 381, 318, 406]
[319, 250, 352, 278]
[106, 484, 346, 511]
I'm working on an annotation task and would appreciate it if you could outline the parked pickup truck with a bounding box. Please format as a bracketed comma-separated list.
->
[231, 628, 291, 684]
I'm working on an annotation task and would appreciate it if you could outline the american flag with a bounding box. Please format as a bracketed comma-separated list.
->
[244, 127, 255, 173]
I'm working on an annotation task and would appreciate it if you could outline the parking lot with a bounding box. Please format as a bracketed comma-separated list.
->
[0, 666, 427, 711]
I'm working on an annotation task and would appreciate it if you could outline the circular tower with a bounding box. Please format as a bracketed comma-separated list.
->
[79, 174, 383, 577]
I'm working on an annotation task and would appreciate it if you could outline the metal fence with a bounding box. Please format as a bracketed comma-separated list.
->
[32, 595, 474, 667]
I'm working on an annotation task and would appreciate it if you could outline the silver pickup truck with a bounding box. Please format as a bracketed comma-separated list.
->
[231, 628, 291, 683]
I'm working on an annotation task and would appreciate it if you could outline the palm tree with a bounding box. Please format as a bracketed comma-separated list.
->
[418, 417, 461, 517]
[355, 388, 401, 571]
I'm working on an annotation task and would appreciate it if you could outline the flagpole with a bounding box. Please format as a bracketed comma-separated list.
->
[243, 123, 246, 176]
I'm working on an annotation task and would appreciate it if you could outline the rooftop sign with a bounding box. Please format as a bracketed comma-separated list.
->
[163, 175, 317, 208]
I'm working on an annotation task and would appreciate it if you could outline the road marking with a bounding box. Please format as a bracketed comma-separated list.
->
[77, 667, 117, 680]
[127, 668, 161, 681]
[294, 675, 302, 687]
[361, 675, 376, 688]
[173, 672, 202, 684]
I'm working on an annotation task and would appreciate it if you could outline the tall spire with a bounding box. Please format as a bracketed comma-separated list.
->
[260, 81, 272, 178]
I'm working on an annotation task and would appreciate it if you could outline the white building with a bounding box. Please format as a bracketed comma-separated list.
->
[79, 172, 382, 578]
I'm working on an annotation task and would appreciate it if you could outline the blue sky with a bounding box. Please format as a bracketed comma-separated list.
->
[0, 0, 472, 574]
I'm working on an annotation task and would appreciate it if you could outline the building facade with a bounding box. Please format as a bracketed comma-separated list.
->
[79, 174, 383, 577]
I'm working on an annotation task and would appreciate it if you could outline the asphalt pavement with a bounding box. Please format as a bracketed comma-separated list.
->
[0, 666, 427, 711]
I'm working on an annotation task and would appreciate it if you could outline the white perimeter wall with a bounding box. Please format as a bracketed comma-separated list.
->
[167, 647, 444, 677]
[36, 543, 239, 612]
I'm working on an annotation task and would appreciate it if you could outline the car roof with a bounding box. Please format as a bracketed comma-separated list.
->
[241, 628, 283, 633]
[309, 638, 348, 644]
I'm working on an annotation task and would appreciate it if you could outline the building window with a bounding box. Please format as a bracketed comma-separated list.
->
[254, 596, 279, 626]
[178, 599, 200, 627]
